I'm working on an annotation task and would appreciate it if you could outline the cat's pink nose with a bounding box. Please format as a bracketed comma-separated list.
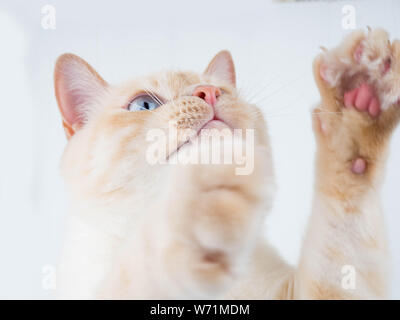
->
[192, 85, 221, 107]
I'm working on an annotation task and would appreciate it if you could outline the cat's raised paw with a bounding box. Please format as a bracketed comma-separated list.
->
[316, 28, 400, 111]
[312, 28, 400, 182]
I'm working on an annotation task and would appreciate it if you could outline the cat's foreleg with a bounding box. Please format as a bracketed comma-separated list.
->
[297, 29, 400, 299]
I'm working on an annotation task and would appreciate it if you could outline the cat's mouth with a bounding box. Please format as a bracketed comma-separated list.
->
[166, 117, 232, 160]
[200, 119, 230, 130]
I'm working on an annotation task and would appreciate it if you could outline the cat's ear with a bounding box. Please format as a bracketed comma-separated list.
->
[204, 50, 236, 87]
[54, 53, 108, 139]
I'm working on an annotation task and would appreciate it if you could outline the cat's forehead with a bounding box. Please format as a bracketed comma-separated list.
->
[117, 70, 214, 101]
[146, 71, 202, 91]
[116, 70, 204, 100]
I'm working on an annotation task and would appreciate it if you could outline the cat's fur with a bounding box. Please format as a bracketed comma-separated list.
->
[55, 29, 400, 299]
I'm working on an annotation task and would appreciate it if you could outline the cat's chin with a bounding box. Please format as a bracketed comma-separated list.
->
[200, 119, 231, 131]
[166, 119, 233, 162]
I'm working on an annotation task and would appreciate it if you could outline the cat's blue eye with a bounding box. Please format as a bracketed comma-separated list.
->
[127, 94, 161, 111]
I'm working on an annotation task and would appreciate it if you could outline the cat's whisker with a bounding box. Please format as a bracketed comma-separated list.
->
[133, 84, 175, 123]
[156, 72, 174, 103]
[261, 109, 344, 120]
[152, 72, 186, 118]
[162, 72, 176, 102]
[142, 84, 164, 106]
[259, 92, 308, 119]
[253, 72, 308, 109]
[242, 72, 282, 104]
[242, 67, 292, 105]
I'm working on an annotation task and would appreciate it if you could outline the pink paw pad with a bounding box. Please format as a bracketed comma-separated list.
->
[344, 83, 381, 118]
[351, 157, 367, 175]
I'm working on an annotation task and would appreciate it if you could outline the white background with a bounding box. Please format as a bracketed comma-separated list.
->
[0, 0, 399, 299]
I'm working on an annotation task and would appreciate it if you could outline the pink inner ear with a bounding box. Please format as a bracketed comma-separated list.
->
[205, 51, 236, 87]
[221, 59, 236, 86]
[56, 76, 83, 129]
[54, 54, 108, 136]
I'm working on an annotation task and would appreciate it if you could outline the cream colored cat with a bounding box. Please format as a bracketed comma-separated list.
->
[55, 28, 400, 299]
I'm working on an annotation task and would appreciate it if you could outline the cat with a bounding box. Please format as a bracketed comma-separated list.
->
[55, 28, 400, 299]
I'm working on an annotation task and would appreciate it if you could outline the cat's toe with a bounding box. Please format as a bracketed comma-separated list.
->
[344, 83, 381, 118]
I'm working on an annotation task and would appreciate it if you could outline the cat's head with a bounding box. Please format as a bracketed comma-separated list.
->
[54, 51, 272, 203]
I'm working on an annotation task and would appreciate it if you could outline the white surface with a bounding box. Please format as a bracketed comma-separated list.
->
[0, 0, 399, 299]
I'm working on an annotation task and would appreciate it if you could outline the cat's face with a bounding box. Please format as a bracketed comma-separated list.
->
[54, 51, 271, 204]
